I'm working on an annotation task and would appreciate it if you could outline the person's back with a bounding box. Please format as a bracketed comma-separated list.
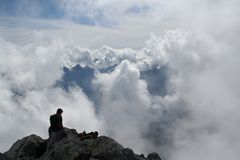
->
[50, 114, 62, 131]
[49, 108, 64, 136]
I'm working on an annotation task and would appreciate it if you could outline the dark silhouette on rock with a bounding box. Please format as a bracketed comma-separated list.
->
[48, 108, 65, 137]
[2, 128, 161, 160]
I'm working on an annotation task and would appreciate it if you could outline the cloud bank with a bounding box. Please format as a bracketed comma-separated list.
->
[1, 0, 240, 160]
[1, 28, 240, 160]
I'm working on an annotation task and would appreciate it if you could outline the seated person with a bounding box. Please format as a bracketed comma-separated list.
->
[48, 108, 64, 137]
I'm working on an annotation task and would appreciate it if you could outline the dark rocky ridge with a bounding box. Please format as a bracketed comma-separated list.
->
[1, 128, 161, 160]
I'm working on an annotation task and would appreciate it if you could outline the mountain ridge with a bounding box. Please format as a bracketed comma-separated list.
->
[0, 128, 161, 160]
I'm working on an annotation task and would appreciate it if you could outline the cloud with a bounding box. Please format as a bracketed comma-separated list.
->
[92, 60, 151, 153]
[0, 0, 240, 160]
[0, 34, 101, 151]
[1, 25, 240, 159]
[65, 29, 240, 160]
[0, 0, 159, 26]
[59, 0, 161, 26]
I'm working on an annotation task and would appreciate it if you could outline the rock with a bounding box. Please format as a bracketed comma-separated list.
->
[122, 148, 139, 160]
[147, 152, 161, 160]
[140, 154, 145, 158]
[89, 136, 126, 160]
[5, 134, 46, 160]
[0, 153, 8, 160]
[89, 158, 100, 160]
[3, 127, 161, 160]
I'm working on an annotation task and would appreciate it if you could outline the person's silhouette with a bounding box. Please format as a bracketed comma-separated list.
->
[48, 108, 64, 137]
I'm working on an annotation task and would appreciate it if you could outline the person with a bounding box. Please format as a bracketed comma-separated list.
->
[48, 108, 64, 137]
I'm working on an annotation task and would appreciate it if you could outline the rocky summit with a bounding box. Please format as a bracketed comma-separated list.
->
[1, 128, 161, 160]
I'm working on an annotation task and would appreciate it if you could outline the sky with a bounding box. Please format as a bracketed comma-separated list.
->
[0, 0, 240, 160]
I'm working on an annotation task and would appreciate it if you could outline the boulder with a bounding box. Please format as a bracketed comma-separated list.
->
[147, 152, 161, 160]
[86, 136, 125, 160]
[5, 134, 46, 160]
[0, 153, 8, 160]
[122, 148, 139, 160]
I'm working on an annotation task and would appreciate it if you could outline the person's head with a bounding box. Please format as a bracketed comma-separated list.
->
[56, 108, 63, 115]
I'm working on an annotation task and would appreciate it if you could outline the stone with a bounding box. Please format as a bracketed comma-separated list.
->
[89, 158, 100, 160]
[5, 134, 46, 160]
[147, 153, 161, 160]
[122, 148, 138, 160]
[88, 136, 126, 160]
[0, 153, 8, 160]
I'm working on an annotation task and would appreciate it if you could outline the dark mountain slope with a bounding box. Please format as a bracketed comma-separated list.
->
[1, 128, 161, 160]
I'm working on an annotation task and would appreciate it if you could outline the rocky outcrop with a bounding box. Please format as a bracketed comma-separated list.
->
[147, 153, 161, 160]
[2, 128, 161, 160]
[4, 134, 46, 160]
[0, 153, 7, 160]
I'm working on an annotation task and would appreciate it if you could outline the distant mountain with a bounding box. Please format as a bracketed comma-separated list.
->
[1, 128, 161, 160]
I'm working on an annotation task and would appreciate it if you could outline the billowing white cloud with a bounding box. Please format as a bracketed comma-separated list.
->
[93, 60, 151, 153]
[0, 34, 102, 151]
[1, 26, 240, 159]
[63, 28, 240, 160]
[1, 0, 240, 160]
